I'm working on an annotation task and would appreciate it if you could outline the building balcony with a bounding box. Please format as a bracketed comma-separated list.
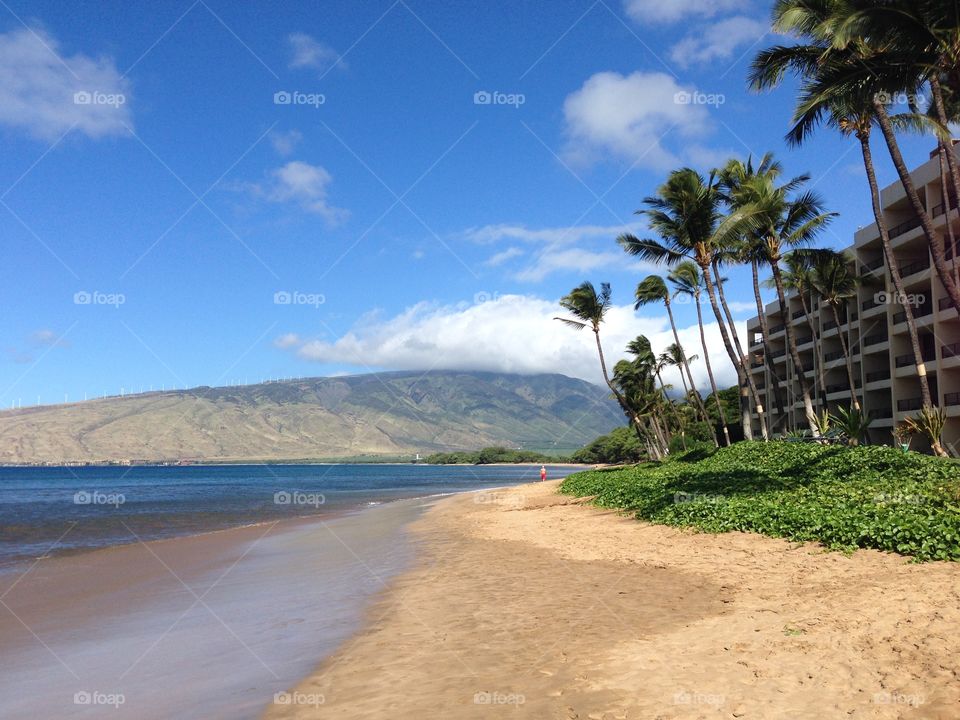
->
[863, 332, 889, 347]
[868, 407, 893, 420]
[892, 304, 933, 326]
[865, 369, 891, 384]
[945, 391, 960, 407]
[889, 215, 922, 240]
[896, 397, 924, 413]
[899, 257, 930, 278]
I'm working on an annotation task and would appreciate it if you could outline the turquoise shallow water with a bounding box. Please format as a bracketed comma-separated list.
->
[0, 463, 573, 567]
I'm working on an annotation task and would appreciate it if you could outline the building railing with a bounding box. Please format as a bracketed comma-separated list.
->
[899, 257, 930, 277]
[769, 323, 785, 334]
[868, 408, 893, 419]
[863, 332, 889, 346]
[889, 215, 922, 239]
[896, 351, 936, 367]
[825, 383, 860, 393]
[797, 336, 813, 346]
[897, 397, 924, 412]
[862, 298, 881, 311]
[824, 350, 845, 362]
[893, 304, 932, 324]
[791, 309, 806, 320]
[945, 391, 960, 406]
[865, 369, 890, 383]
[943, 342, 960, 358]
[932, 194, 958, 217]
[771, 349, 786, 358]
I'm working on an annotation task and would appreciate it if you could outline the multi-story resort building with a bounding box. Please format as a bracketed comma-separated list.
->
[746, 149, 960, 452]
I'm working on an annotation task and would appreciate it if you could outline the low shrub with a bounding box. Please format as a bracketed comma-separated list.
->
[559, 441, 960, 561]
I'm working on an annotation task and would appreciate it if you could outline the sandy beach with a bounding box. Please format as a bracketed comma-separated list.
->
[266, 480, 960, 719]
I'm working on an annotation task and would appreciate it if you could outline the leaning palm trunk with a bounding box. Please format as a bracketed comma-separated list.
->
[698, 261, 743, 443]
[692, 288, 731, 445]
[751, 259, 787, 430]
[936, 145, 960, 288]
[927, 77, 960, 312]
[857, 132, 934, 409]
[828, 303, 860, 411]
[664, 296, 712, 429]
[874, 101, 960, 320]
[769, 259, 818, 434]
[592, 329, 650, 446]
[654, 369, 685, 450]
[797, 289, 826, 412]
[711, 261, 766, 440]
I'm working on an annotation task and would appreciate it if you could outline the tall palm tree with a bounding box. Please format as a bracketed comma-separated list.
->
[831, 1, 960, 316]
[718, 153, 835, 433]
[626, 335, 678, 451]
[555, 281, 648, 445]
[633, 275, 711, 425]
[749, 8, 936, 409]
[661, 343, 699, 399]
[619, 168, 757, 437]
[669, 262, 731, 446]
[776, 252, 825, 412]
[809, 249, 863, 411]
[709, 252, 769, 439]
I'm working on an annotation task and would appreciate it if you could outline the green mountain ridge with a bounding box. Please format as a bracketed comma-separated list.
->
[0, 371, 622, 464]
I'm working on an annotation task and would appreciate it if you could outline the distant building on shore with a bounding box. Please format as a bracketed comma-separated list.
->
[746, 149, 959, 452]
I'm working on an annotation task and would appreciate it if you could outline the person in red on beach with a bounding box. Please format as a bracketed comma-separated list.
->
[540, 465, 547, 482]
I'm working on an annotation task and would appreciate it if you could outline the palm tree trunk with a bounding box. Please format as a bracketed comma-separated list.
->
[693, 289, 731, 446]
[592, 328, 650, 446]
[874, 100, 960, 318]
[928, 76, 960, 306]
[798, 290, 826, 412]
[769, 259, 818, 434]
[751, 259, 786, 431]
[664, 296, 712, 428]
[657, 369, 686, 450]
[829, 303, 860, 411]
[698, 261, 743, 443]
[936, 146, 960, 289]
[711, 262, 766, 440]
[857, 132, 934, 409]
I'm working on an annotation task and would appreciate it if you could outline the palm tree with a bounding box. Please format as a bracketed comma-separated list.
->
[626, 335, 678, 451]
[555, 281, 649, 446]
[619, 168, 757, 437]
[633, 275, 712, 425]
[776, 252, 825, 412]
[661, 343, 700, 400]
[717, 152, 835, 433]
[830, 1, 960, 316]
[668, 262, 731, 446]
[809, 249, 863, 411]
[710, 251, 770, 439]
[749, 8, 936, 409]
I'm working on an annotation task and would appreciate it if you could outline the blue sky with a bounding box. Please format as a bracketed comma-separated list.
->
[0, 0, 935, 406]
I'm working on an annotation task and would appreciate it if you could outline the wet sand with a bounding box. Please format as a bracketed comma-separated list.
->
[266, 480, 960, 719]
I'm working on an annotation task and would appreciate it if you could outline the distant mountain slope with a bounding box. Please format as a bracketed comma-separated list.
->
[0, 371, 623, 464]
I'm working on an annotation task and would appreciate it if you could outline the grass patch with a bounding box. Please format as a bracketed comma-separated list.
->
[559, 441, 960, 562]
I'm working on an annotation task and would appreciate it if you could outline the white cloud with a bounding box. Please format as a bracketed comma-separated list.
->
[465, 221, 655, 282]
[669, 16, 768, 68]
[278, 295, 742, 392]
[0, 28, 132, 141]
[483, 247, 524, 267]
[287, 33, 343, 74]
[253, 161, 348, 224]
[624, 0, 747, 24]
[269, 129, 302, 156]
[562, 71, 713, 169]
[273, 332, 301, 349]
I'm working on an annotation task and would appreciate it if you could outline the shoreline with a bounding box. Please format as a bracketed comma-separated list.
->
[266, 480, 960, 719]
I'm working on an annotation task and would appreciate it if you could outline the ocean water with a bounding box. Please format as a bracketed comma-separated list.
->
[0, 463, 570, 568]
[0, 464, 579, 719]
